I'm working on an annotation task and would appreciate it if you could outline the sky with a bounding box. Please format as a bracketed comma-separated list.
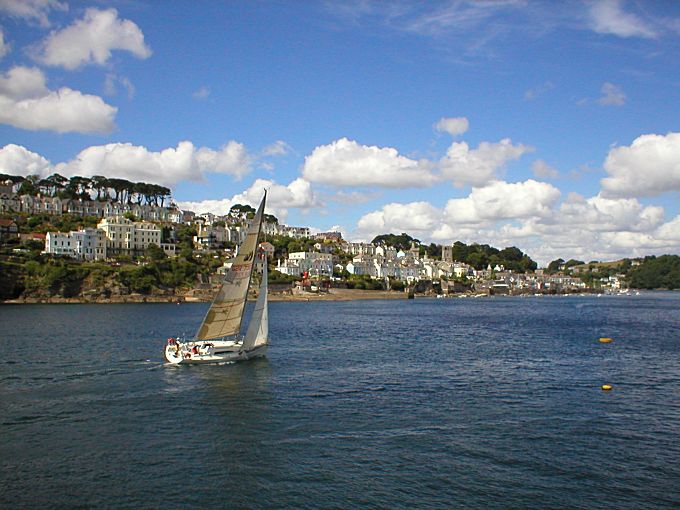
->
[1, 0, 679, 265]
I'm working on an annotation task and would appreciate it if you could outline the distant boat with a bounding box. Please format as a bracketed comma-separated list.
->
[164, 192, 269, 365]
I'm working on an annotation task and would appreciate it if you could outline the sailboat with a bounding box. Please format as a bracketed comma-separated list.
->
[164, 192, 269, 365]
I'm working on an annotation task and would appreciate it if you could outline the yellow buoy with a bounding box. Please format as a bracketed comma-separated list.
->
[599, 337, 613, 343]
[601, 384, 613, 391]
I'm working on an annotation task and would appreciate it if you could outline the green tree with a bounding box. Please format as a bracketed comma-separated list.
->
[371, 233, 419, 250]
[90, 175, 109, 200]
[547, 258, 565, 274]
[18, 175, 39, 195]
[629, 255, 680, 289]
[146, 243, 167, 261]
[230, 204, 255, 214]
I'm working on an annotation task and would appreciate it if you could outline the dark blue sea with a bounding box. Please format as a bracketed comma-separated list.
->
[2, 294, 680, 509]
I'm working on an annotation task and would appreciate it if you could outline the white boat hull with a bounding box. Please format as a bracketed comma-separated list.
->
[164, 340, 267, 365]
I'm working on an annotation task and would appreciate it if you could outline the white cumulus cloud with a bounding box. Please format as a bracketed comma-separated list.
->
[0, 143, 53, 176]
[1, 140, 254, 186]
[233, 178, 319, 211]
[601, 132, 680, 197]
[0, 66, 116, 133]
[195, 141, 252, 180]
[487, 193, 667, 265]
[344, 176, 680, 265]
[177, 177, 319, 222]
[356, 201, 441, 240]
[34, 8, 152, 69]
[655, 216, 680, 242]
[557, 193, 664, 232]
[55, 141, 200, 186]
[442, 179, 561, 225]
[434, 116, 469, 136]
[439, 138, 532, 187]
[588, 0, 657, 38]
[53, 141, 253, 187]
[302, 137, 436, 188]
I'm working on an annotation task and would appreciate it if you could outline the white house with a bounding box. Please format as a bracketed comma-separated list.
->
[45, 228, 107, 261]
[342, 242, 376, 256]
[98, 216, 162, 256]
[288, 251, 333, 277]
[45, 232, 76, 258]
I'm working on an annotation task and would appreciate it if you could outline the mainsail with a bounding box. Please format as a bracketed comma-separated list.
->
[195, 192, 266, 341]
[243, 261, 268, 350]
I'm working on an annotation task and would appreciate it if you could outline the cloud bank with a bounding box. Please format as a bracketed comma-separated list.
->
[601, 132, 680, 197]
[302, 137, 436, 188]
[0, 140, 253, 187]
[177, 178, 319, 222]
[0, 66, 117, 133]
[439, 138, 532, 187]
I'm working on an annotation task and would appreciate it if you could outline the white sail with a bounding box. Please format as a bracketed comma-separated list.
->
[243, 261, 268, 350]
[195, 192, 266, 341]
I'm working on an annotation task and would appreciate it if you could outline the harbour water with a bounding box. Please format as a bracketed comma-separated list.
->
[2, 294, 680, 509]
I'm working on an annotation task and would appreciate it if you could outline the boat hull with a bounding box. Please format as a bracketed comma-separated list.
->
[164, 341, 267, 365]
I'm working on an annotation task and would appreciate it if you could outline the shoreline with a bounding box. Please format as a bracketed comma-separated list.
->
[0, 288, 655, 305]
[1, 288, 410, 304]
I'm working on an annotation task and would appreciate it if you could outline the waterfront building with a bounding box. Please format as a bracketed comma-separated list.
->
[97, 216, 161, 256]
[45, 232, 76, 257]
[277, 251, 333, 278]
[346, 256, 377, 277]
[45, 228, 107, 261]
[341, 242, 376, 256]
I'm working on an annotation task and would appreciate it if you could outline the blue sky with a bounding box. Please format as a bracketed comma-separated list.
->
[1, 0, 679, 264]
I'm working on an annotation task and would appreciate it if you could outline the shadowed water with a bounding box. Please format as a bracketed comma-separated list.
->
[1, 294, 679, 509]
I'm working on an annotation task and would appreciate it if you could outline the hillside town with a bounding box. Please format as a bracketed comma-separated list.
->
[0, 182, 632, 298]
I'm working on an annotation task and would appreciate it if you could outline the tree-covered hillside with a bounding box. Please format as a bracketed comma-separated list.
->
[371, 233, 419, 250]
[629, 255, 680, 289]
[1, 172, 172, 206]
[448, 241, 537, 272]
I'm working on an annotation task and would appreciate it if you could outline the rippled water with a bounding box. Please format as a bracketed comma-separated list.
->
[2, 294, 680, 509]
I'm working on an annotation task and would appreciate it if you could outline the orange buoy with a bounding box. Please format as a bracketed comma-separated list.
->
[601, 384, 613, 391]
[599, 337, 613, 343]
